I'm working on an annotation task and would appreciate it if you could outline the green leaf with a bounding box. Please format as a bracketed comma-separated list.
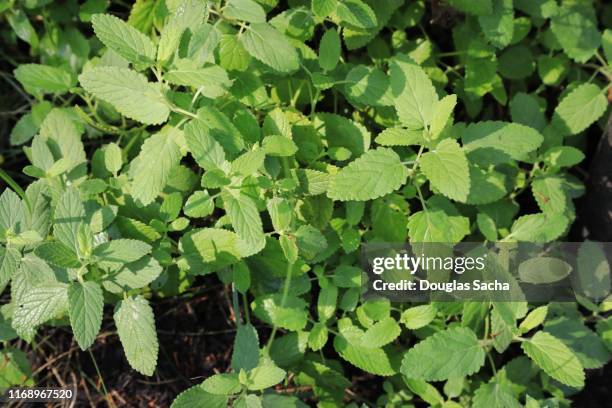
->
[404, 379, 445, 406]
[129, 129, 182, 205]
[532, 176, 569, 214]
[262, 135, 298, 157]
[68, 281, 104, 350]
[408, 209, 470, 242]
[0, 246, 20, 294]
[231, 323, 260, 371]
[542, 146, 585, 169]
[171, 385, 227, 408]
[335, 0, 377, 29]
[12, 283, 68, 341]
[247, 360, 286, 391]
[91, 13, 156, 64]
[400, 304, 437, 330]
[202, 373, 241, 395]
[551, 3, 600, 63]
[252, 294, 308, 331]
[104, 143, 122, 175]
[184, 190, 214, 218]
[231, 149, 266, 176]
[13, 64, 75, 95]
[544, 317, 611, 369]
[53, 188, 85, 252]
[223, 191, 265, 250]
[361, 317, 400, 348]
[448, 0, 492, 15]
[462, 121, 543, 162]
[184, 120, 227, 171]
[165, 64, 232, 98]
[518, 257, 572, 284]
[319, 28, 341, 71]
[79, 67, 170, 125]
[114, 295, 159, 376]
[312, 0, 337, 18]
[521, 331, 585, 388]
[510, 93, 546, 132]
[328, 148, 407, 201]
[519, 306, 548, 334]
[389, 55, 438, 129]
[0, 189, 25, 238]
[317, 284, 338, 322]
[179, 228, 244, 274]
[472, 382, 521, 408]
[157, 0, 207, 63]
[103, 256, 162, 293]
[576, 241, 611, 301]
[478, 0, 514, 49]
[401, 327, 485, 381]
[34, 242, 81, 268]
[344, 65, 390, 107]
[551, 83, 607, 136]
[219, 34, 252, 71]
[93, 239, 151, 265]
[429, 94, 457, 140]
[420, 139, 470, 202]
[241, 23, 299, 73]
[507, 213, 568, 242]
[224, 0, 265, 23]
[333, 326, 397, 376]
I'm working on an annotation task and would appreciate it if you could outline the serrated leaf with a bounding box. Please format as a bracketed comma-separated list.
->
[241, 23, 299, 73]
[429, 94, 457, 139]
[91, 14, 156, 64]
[408, 210, 470, 243]
[420, 139, 470, 202]
[551, 4, 600, 63]
[129, 129, 182, 205]
[68, 281, 104, 350]
[13, 64, 75, 95]
[171, 385, 227, 408]
[165, 64, 232, 99]
[389, 55, 437, 129]
[472, 382, 521, 408]
[507, 213, 568, 243]
[223, 191, 265, 251]
[157, 0, 207, 63]
[328, 148, 407, 201]
[361, 317, 400, 348]
[521, 331, 584, 388]
[400, 305, 437, 330]
[401, 327, 485, 381]
[0, 189, 25, 238]
[34, 242, 81, 268]
[93, 239, 151, 265]
[551, 84, 607, 136]
[335, 0, 377, 29]
[79, 67, 170, 125]
[0, 246, 20, 294]
[333, 328, 397, 376]
[184, 120, 227, 171]
[231, 323, 260, 371]
[224, 0, 265, 23]
[114, 296, 159, 376]
[12, 283, 68, 340]
[53, 188, 85, 252]
[462, 121, 543, 162]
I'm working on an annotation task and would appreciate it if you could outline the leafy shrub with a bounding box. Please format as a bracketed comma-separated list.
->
[1, 0, 611, 406]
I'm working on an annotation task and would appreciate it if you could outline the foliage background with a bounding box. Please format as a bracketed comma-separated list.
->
[0, 0, 611, 406]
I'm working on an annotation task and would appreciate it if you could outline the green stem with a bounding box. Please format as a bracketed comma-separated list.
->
[266, 262, 293, 351]
[172, 106, 199, 119]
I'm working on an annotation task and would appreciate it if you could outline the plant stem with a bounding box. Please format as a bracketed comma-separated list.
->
[266, 261, 293, 351]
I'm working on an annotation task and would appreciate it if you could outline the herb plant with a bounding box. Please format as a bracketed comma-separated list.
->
[1, 0, 611, 406]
